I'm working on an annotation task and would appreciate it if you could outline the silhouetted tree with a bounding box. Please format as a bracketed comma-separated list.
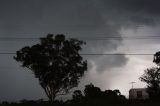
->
[82, 84, 126, 103]
[14, 34, 87, 101]
[84, 83, 102, 99]
[103, 89, 126, 101]
[113, 89, 121, 96]
[139, 51, 160, 99]
[140, 67, 160, 99]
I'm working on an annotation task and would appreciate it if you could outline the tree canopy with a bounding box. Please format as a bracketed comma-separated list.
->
[140, 67, 160, 98]
[14, 34, 87, 101]
[84, 83, 102, 98]
[84, 83, 125, 102]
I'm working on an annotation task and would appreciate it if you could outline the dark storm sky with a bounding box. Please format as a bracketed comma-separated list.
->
[0, 0, 160, 101]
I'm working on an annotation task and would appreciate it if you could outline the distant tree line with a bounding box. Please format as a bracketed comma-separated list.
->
[69, 83, 126, 105]
[0, 83, 126, 106]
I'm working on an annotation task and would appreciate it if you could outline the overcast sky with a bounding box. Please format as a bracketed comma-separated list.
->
[0, 0, 160, 101]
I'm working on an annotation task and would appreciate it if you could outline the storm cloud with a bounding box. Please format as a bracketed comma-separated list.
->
[0, 0, 160, 101]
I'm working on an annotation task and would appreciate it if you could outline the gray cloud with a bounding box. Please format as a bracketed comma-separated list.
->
[93, 0, 160, 28]
[103, 0, 160, 15]
[94, 55, 128, 72]
[0, 0, 160, 101]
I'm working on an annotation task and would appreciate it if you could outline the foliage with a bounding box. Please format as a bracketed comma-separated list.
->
[140, 67, 160, 99]
[84, 83, 102, 98]
[71, 83, 126, 104]
[140, 51, 160, 99]
[153, 51, 160, 66]
[140, 67, 160, 88]
[14, 34, 87, 101]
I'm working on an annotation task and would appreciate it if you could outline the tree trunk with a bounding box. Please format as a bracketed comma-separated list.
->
[43, 85, 56, 102]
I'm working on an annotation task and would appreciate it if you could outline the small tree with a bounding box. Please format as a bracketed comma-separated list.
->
[140, 67, 160, 98]
[84, 83, 102, 98]
[140, 51, 160, 99]
[14, 34, 87, 101]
